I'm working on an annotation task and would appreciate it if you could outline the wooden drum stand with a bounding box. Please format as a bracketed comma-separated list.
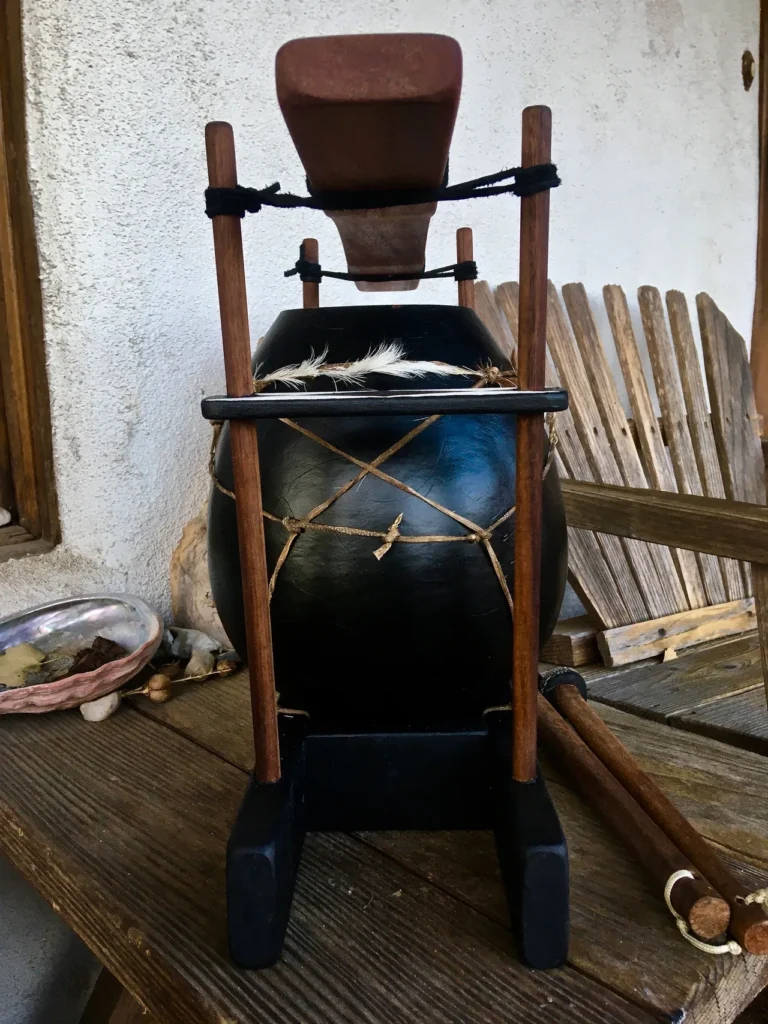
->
[201, 105, 570, 970]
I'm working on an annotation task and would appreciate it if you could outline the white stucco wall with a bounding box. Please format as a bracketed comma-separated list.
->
[0, 0, 758, 618]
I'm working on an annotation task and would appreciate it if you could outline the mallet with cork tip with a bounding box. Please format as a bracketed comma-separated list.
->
[536, 686, 730, 942]
[542, 669, 768, 955]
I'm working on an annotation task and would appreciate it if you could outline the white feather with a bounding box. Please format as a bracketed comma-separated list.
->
[253, 344, 479, 390]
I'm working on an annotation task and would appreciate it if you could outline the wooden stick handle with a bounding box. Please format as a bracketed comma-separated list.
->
[552, 684, 768, 953]
[302, 237, 320, 309]
[512, 107, 552, 781]
[537, 694, 730, 939]
[456, 228, 475, 309]
[205, 121, 281, 784]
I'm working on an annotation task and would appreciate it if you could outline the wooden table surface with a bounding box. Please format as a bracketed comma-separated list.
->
[1, 641, 768, 1024]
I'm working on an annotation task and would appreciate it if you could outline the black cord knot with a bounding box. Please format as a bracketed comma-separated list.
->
[204, 163, 560, 218]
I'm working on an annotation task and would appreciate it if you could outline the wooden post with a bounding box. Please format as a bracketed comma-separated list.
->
[512, 106, 552, 781]
[456, 227, 475, 309]
[302, 237, 320, 309]
[205, 121, 281, 784]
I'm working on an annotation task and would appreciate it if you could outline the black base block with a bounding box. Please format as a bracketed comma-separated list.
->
[227, 712, 569, 971]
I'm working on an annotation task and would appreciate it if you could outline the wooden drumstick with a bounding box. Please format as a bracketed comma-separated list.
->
[537, 694, 730, 940]
[512, 107, 552, 781]
[456, 227, 475, 309]
[550, 683, 768, 954]
[205, 121, 281, 783]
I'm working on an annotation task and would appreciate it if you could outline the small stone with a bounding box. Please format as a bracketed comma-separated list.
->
[0, 507, 11, 527]
[169, 627, 221, 660]
[80, 691, 121, 722]
[159, 628, 175, 656]
[185, 649, 215, 678]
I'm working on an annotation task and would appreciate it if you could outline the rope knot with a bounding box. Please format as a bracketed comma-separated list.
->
[373, 513, 404, 561]
[737, 888, 768, 906]
[282, 516, 308, 535]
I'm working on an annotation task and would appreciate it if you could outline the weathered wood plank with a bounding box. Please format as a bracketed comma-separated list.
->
[361, 778, 768, 1024]
[586, 632, 763, 722]
[561, 282, 684, 618]
[639, 286, 727, 606]
[0, 704, 659, 1024]
[594, 702, 768, 868]
[751, 562, 768, 705]
[131, 676, 768, 1022]
[475, 280, 516, 362]
[495, 280, 633, 628]
[597, 598, 757, 667]
[666, 290, 746, 600]
[697, 293, 766, 508]
[604, 284, 704, 609]
[544, 283, 657, 623]
[675, 686, 768, 757]
[541, 615, 599, 667]
[562, 479, 768, 563]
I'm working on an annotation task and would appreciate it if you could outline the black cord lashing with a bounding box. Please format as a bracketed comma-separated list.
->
[205, 163, 560, 219]
[284, 246, 478, 285]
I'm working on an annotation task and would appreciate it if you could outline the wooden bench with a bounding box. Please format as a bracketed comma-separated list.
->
[1, 656, 767, 1023]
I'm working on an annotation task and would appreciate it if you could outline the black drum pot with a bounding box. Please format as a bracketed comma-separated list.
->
[208, 304, 567, 728]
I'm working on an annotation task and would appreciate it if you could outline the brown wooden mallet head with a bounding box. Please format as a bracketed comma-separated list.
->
[276, 33, 462, 291]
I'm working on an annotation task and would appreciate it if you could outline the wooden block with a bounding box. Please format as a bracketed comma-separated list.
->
[597, 597, 757, 667]
[604, 285, 704, 610]
[559, 283, 685, 619]
[666, 290, 746, 601]
[276, 35, 461, 291]
[541, 615, 599, 666]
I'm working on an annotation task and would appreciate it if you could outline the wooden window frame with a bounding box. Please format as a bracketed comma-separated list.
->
[0, 0, 59, 561]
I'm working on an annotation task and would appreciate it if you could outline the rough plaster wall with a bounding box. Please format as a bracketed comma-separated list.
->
[0, 0, 758, 619]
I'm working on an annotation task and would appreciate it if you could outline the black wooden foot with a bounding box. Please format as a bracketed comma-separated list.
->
[487, 710, 569, 969]
[227, 712, 569, 969]
[226, 716, 308, 968]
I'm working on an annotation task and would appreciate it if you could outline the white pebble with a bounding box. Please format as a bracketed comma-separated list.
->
[185, 649, 215, 678]
[80, 691, 121, 722]
[0, 507, 11, 527]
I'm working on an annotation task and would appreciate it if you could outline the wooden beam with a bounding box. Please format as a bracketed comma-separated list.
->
[0, 0, 58, 542]
[597, 598, 757, 668]
[540, 615, 599, 667]
[561, 479, 768, 563]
